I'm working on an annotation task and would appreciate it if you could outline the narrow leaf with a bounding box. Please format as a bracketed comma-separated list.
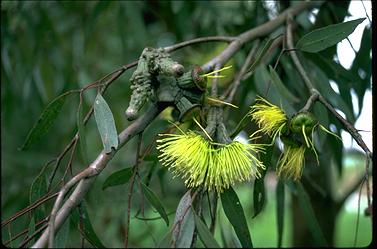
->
[269, 66, 300, 103]
[29, 166, 48, 222]
[247, 35, 282, 74]
[296, 182, 327, 246]
[77, 95, 88, 164]
[54, 219, 70, 248]
[193, 210, 221, 248]
[158, 230, 172, 248]
[253, 138, 272, 218]
[20, 91, 74, 150]
[71, 203, 106, 248]
[102, 167, 132, 190]
[143, 154, 158, 162]
[140, 181, 169, 226]
[221, 186, 253, 248]
[276, 180, 285, 248]
[296, 18, 365, 53]
[93, 93, 118, 153]
[27, 217, 36, 246]
[172, 190, 195, 248]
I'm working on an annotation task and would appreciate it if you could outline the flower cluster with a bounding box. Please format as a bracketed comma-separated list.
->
[157, 131, 265, 193]
[249, 96, 340, 181]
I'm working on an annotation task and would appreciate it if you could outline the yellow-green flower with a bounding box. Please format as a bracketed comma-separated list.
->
[156, 131, 266, 193]
[249, 96, 287, 140]
[276, 145, 306, 181]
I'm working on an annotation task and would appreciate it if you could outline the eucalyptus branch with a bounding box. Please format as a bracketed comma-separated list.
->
[32, 103, 167, 248]
[224, 41, 260, 103]
[163, 36, 235, 53]
[286, 16, 372, 219]
[202, 1, 323, 72]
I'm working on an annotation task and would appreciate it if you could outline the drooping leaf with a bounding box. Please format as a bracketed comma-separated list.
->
[29, 165, 48, 222]
[70, 203, 106, 248]
[193, 210, 221, 248]
[77, 95, 88, 164]
[20, 91, 75, 150]
[93, 93, 118, 153]
[27, 217, 36, 246]
[140, 181, 169, 226]
[221, 186, 253, 248]
[54, 218, 70, 248]
[102, 167, 133, 190]
[143, 154, 158, 162]
[253, 137, 273, 218]
[296, 18, 365, 53]
[246, 35, 282, 74]
[172, 190, 195, 248]
[158, 230, 172, 248]
[269, 65, 300, 103]
[252, 178, 265, 219]
[276, 180, 285, 248]
[295, 182, 327, 246]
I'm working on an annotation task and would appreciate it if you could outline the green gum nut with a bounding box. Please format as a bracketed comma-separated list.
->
[175, 96, 201, 122]
[290, 111, 318, 134]
[176, 65, 207, 91]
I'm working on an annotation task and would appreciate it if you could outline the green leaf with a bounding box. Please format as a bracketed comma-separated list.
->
[102, 167, 133, 190]
[71, 203, 106, 248]
[77, 96, 88, 164]
[20, 91, 74, 150]
[269, 66, 300, 103]
[93, 93, 118, 153]
[276, 180, 285, 248]
[29, 166, 48, 222]
[27, 217, 36, 246]
[221, 186, 253, 248]
[54, 219, 70, 248]
[296, 18, 365, 53]
[252, 178, 265, 218]
[140, 181, 169, 226]
[158, 230, 172, 248]
[172, 190, 195, 248]
[247, 35, 281, 74]
[295, 182, 327, 246]
[143, 154, 158, 162]
[193, 210, 221, 248]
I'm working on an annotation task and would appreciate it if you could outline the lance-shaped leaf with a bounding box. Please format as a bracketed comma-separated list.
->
[93, 93, 119, 153]
[172, 190, 195, 248]
[102, 167, 133, 190]
[193, 210, 220, 248]
[296, 18, 365, 53]
[70, 203, 106, 248]
[269, 65, 300, 103]
[276, 180, 285, 248]
[140, 181, 169, 226]
[20, 91, 75, 150]
[296, 182, 327, 246]
[221, 186, 253, 248]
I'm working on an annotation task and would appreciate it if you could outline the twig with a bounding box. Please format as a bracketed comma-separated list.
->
[2, 192, 57, 228]
[224, 41, 260, 103]
[202, 1, 323, 72]
[163, 36, 235, 53]
[32, 104, 166, 248]
[336, 173, 367, 208]
[353, 177, 365, 247]
[286, 16, 373, 222]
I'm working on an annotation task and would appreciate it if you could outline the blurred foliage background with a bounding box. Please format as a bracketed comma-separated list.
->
[1, 1, 372, 247]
